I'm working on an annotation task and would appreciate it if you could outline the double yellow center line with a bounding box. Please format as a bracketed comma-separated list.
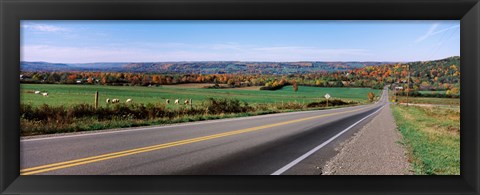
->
[21, 105, 376, 175]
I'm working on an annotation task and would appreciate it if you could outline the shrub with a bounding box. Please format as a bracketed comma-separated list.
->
[203, 98, 253, 114]
[275, 101, 305, 110]
[259, 84, 287, 91]
[20, 97, 357, 136]
[307, 99, 355, 108]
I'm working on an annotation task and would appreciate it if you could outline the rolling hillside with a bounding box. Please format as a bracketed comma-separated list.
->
[21, 61, 391, 74]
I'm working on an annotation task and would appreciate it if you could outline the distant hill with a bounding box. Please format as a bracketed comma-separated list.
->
[121, 61, 390, 74]
[20, 61, 72, 71]
[406, 56, 460, 87]
[408, 56, 460, 77]
[341, 56, 460, 90]
[20, 61, 392, 74]
[68, 62, 127, 70]
[20, 57, 459, 92]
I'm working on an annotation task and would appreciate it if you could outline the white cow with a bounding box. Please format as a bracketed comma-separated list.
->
[165, 99, 170, 104]
[106, 98, 111, 104]
[174, 99, 179, 104]
[34, 91, 41, 94]
[42, 92, 48, 97]
[126, 99, 132, 103]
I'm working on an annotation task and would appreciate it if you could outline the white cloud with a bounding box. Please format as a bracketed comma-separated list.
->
[22, 24, 68, 32]
[415, 24, 459, 43]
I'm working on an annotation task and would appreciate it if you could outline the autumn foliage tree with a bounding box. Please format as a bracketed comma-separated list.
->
[18, 56, 459, 95]
[446, 87, 460, 95]
[292, 80, 298, 92]
[368, 92, 375, 102]
[87, 77, 93, 84]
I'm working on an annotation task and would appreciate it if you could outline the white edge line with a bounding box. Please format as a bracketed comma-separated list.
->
[271, 104, 386, 175]
[21, 104, 371, 142]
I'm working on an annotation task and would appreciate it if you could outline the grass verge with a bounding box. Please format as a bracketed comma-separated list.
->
[395, 96, 459, 106]
[21, 111, 275, 136]
[391, 104, 460, 175]
[21, 98, 357, 136]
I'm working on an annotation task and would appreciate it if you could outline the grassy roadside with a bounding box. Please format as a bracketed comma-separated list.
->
[391, 104, 460, 175]
[21, 110, 276, 136]
[395, 96, 460, 106]
[20, 99, 358, 136]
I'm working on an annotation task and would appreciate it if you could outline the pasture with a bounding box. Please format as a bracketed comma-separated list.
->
[395, 96, 460, 106]
[21, 84, 381, 108]
[418, 90, 447, 95]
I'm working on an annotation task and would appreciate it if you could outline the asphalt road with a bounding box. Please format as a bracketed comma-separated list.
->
[21, 88, 389, 175]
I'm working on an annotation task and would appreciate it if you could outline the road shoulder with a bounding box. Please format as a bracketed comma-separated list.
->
[322, 104, 412, 175]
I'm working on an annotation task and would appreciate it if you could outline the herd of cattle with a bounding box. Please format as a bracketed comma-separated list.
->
[34, 90, 48, 97]
[33, 90, 192, 106]
[165, 99, 191, 105]
[105, 98, 191, 105]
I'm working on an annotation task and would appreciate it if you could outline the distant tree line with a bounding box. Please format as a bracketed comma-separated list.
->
[20, 56, 460, 95]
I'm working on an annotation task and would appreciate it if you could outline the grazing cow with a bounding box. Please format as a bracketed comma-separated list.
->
[184, 99, 189, 105]
[165, 99, 170, 104]
[42, 92, 48, 97]
[126, 99, 132, 103]
[34, 91, 41, 94]
[106, 98, 111, 104]
[112, 99, 120, 103]
[174, 99, 179, 104]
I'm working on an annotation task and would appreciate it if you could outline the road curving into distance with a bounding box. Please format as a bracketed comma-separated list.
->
[21, 87, 389, 175]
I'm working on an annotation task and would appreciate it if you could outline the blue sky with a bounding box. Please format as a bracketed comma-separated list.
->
[21, 20, 460, 63]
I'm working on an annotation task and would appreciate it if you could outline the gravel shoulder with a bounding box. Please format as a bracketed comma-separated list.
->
[322, 103, 412, 175]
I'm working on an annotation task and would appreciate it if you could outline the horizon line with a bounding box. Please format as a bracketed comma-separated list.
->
[21, 55, 460, 65]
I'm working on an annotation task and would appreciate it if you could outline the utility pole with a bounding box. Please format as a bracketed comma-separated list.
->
[393, 84, 396, 103]
[406, 64, 410, 107]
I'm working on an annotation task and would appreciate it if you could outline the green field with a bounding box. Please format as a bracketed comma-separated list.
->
[395, 96, 460, 106]
[391, 105, 460, 175]
[418, 90, 447, 95]
[21, 84, 381, 107]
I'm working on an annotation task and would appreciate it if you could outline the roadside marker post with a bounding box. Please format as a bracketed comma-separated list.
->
[324, 93, 331, 107]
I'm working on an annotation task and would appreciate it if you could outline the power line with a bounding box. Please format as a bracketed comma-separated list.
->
[427, 26, 460, 60]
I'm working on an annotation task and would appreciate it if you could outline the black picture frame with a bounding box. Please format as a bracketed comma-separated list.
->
[1, 0, 479, 194]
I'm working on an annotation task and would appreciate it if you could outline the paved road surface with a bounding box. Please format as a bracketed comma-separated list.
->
[21, 88, 389, 175]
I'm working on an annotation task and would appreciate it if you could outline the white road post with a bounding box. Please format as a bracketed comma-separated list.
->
[324, 93, 331, 107]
